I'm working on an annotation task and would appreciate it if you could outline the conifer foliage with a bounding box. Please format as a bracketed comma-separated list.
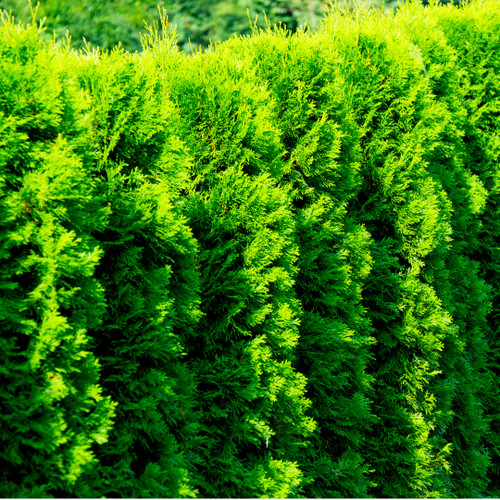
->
[159, 47, 316, 498]
[316, 11, 461, 497]
[1, 1, 500, 497]
[431, 3, 500, 495]
[230, 30, 376, 497]
[71, 49, 202, 498]
[394, 5, 492, 496]
[0, 15, 115, 497]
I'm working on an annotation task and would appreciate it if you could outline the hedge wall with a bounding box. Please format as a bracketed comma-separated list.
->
[0, 19, 116, 497]
[0, 0, 499, 497]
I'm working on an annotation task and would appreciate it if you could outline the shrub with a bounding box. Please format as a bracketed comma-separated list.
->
[317, 8, 465, 496]
[151, 39, 316, 496]
[431, 2, 500, 495]
[69, 46, 202, 497]
[226, 28, 376, 496]
[0, 16, 115, 497]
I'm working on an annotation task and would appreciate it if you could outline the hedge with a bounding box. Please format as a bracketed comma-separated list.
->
[0, 17, 115, 497]
[68, 47, 203, 498]
[0, 0, 499, 497]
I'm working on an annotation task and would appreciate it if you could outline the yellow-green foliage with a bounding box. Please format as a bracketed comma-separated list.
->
[1, 1, 499, 497]
[0, 14, 115, 497]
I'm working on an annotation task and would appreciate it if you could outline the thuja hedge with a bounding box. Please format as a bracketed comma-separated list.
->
[1, 0, 499, 497]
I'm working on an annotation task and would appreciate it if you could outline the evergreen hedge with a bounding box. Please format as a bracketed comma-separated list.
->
[153, 43, 316, 497]
[0, 17, 115, 497]
[69, 47, 202, 498]
[1, 0, 499, 497]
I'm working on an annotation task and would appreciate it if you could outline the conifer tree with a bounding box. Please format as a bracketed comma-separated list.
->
[0, 16, 115, 497]
[154, 40, 316, 497]
[430, 2, 500, 494]
[387, 4, 492, 496]
[70, 47, 202, 498]
[224, 29, 376, 496]
[318, 9, 462, 496]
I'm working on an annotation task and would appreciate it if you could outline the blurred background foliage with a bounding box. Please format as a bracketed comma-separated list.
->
[0, 0, 401, 53]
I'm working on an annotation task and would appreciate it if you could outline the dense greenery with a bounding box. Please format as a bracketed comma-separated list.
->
[0, 20, 116, 496]
[1, 0, 499, 497]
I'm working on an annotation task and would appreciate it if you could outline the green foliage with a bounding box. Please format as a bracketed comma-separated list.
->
[1, 1, 499, 497]
[2, 0, 329, 53]
[225, 28, 377, 496]
[391, 4, 492, 497]
[2, 0, 148, 51]
[317, 7, 480, 497]
[153, 44, 316, 497]
[1, 0, 402, 53]
[69, 47, 202, 497]
[0, 15, 115, 496]
[429, 2, 500, 495]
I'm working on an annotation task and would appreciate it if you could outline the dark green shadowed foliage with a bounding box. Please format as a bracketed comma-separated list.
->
[224, 29, 376, 497]
[151, 41, 316, 497]
[0, 16, 115, 497]
[319, 9, 465, 497]
[393, 3, 492, 496]
[430, 2, 500, 495]
[69, 47, 202, 498]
